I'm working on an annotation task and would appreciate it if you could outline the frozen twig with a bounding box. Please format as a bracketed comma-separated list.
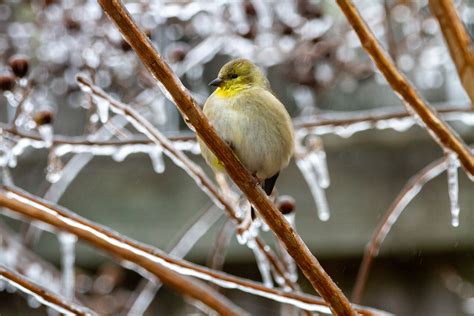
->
[97, 1, 356, 314]
[336, 0, 474, 177]
[0, 265, 94, 315]
[128, 205, 222, 314]
[352, 158, 448, 303]
[0, 185, 389, 316]
[0, 185, 246, 316]
[2, 105, 472, 152]
[429, 0, 474, 109]
[208, 219, 235, 273]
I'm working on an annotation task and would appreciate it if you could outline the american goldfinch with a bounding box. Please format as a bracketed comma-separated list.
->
[199, 58, 294, 216]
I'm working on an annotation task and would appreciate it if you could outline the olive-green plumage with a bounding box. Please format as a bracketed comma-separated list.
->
[199, 58, 294, 188]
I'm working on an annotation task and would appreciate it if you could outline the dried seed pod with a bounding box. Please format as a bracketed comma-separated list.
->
[169, 47, 188, 63]
[33, 111, 54, 126]
[8, 56, 29, 78]
[0, 74, 15, 91]
[277, 195, 296, 215]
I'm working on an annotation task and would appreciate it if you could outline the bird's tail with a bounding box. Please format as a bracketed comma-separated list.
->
[251, 172, 280, 220]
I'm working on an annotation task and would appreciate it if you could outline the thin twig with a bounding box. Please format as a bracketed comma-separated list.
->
[0, 184, 389, 316]
[336, 0, 474, 177]
[429, 0, 474, 109]
[352, 158, 447, 303]
[383, 0, 397, 61]
[0, 265, 94, 315]
[96, 2, 357, 313]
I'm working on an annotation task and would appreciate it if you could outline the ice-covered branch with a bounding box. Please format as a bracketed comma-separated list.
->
[352, 158, 448, 303]
[336, 0, 474, 177]
[0, 265, 94, 315]
[429, 0, 474, 108]
[3, 105, 472, 157]
[0, 185, 389, 315]
[0, 185, 245, 316]
[97, 2, 355, 313]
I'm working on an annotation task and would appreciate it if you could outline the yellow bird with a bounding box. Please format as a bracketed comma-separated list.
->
[199, 58, 294, 216]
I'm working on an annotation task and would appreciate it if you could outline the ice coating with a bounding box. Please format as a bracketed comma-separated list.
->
[38, 125, 53, 148]
[0, 275, 79, 316]
[58, 233, 77, 299]
[446, 152, 460, 227]
[295, 157, 330, 221]
[94, 97, 110, 124]
[249, 239, 274, 288]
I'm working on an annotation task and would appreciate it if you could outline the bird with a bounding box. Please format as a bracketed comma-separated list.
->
[198, 58, 294, 219]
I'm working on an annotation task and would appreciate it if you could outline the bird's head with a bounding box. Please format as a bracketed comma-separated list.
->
[209, 58, 269, 96]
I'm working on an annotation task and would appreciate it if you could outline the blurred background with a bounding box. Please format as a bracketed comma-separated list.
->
[0, 0, 474, 315]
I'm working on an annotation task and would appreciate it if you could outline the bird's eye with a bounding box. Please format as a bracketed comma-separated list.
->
[230, 74, 238, 79]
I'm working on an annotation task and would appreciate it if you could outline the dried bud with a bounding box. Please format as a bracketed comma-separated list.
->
[33, 111, 54, 126]
[277, 195, 296, 215]
[8, 56, 29, 78]
[119, 39, 131, 51]
[64, 16, 81, 31]
[169, 47, 188, 63]
[0, 74, 15, 91]
[243, 0, 256, 17]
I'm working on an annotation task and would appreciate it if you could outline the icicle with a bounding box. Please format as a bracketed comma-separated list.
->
[282, 213, 298, 283]
[38, 124, 53, 148]
[306, 137, 330, 189]
[248, 239, 273, 288]
[59, 233, 77, 300]
[149, 146, 165, 174]
[46, 152, 64, 183]
[296, 157, 330, 221]
[446, 152, 460, 227]
[95, 97, 110, 124]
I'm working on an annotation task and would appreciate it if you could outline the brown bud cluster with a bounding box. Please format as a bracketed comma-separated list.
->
[0, 74, 15, 91]
[8, 55, 29, 78]
[33, 111, 54, 126]
[277, 195, 296, 215]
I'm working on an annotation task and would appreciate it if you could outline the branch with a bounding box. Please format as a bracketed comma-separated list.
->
[96, 2, 356, 313]
[429, 0, 474, 109]
[0, 185, 389, 316]
[336, 0, 474, 177]
[0, 265, 94, 315]
[3, 105, 472, 152]
[352, 158, 447, 303]
[0, 187, 244, 316]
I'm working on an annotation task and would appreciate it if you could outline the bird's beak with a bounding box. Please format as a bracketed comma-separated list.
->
[209, 78, 224, 87]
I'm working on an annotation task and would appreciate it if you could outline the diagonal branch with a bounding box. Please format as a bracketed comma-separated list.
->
[429, 0, 474, 109]
[0, 265, 94, 315]
[0, 187, 244, 316]
[0, 185, 390, 315]
[96, 1, 355, 314]
[336, 0, 474, 177]
[352, 158, 447, 303]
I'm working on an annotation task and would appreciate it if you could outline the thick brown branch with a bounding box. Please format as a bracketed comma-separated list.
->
[96, 1, 356, 314]
[336, 0, 474, 176]
[0, 187, 244, 316]
[0, 185, 389, 315]
[429, 0, 474, 108]
[352, 158, 447, 303]
[0, 265, 93, 315]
